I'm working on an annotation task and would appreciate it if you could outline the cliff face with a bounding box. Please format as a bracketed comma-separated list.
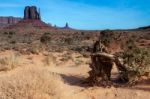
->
[24, 6, 41, 20]
[0, 17, 22, 28]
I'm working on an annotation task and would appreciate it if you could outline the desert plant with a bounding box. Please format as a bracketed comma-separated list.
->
[29, 48, 39, 54]
[3, 32, 8, 35]
[0, 66, 71, 99]
[100, 30, 115, 46]
[9, 31, 15, 35]
[0, 53, 20, 71]
[119, 39, 150, 84]
[143, 33, 150, 40]
[43, 53, 57, 67]
[81, 32, 85, 35]
[10, 40, 16, 44]
[64, 38, 73, 45]
[40, 33, 51, 44]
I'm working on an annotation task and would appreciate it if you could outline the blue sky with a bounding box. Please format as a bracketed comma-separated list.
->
[0, 0, 150, 30]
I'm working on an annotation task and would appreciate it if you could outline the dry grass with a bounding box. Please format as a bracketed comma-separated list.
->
[0, 53, 20, 71]
[0, 66, 71, 99]
[0, 51, 89, 99]
[43, 53, 57, 67]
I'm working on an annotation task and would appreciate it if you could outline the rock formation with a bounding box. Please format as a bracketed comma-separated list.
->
[24, 6, 41, 20]
[0, 17, 21, 28]
[4, 6, 52, 29]
[65, 22, 69, 28]
[60, 22, 73, 29]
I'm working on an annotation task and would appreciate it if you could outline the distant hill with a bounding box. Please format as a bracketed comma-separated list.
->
[138, 26, 150, 30]
[54, 23, 74, 30]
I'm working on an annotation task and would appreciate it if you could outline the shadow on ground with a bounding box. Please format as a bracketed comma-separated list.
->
[61, 74, 150, 92]
[61, 74, 89, 87]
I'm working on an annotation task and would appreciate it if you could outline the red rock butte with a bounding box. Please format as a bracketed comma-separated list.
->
[6, 6, 52, 29]
[0, 17, 21, 28]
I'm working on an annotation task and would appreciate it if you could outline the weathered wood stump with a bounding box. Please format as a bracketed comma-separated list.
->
[88, 52, 127, 86]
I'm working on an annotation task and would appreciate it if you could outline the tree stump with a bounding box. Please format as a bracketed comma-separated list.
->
[88, 52, 128, 86]
[88, 53, 115, 86]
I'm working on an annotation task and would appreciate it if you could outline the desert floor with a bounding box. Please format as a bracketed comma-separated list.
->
[0, 50, 149, 99]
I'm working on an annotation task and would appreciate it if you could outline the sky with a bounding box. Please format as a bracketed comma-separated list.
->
[0, 0, 150, 30]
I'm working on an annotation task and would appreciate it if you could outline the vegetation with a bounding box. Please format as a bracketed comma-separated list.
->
[64, 38, 73, 45]
[0, 66, 70, 99]
[40, 33, 51, 44]
[43, 53, 57, 67]
[100, 30, 115, 46]
[143, 33, 150, 40]
[119, 39, 150, 84]
[0, 53, 20, 71]
[3, 31, 15, 35]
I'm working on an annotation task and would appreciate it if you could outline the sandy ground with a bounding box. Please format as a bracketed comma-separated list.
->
[0, 50, 149, 99]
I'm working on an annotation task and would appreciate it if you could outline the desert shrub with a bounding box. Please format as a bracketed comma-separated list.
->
[3, 32, 8, 35]
[64, 38, 73, 45]
[27, 47, 39, 55]
[0, 53, 20, 71]
[22, 34, 33, 44]
[100, 30, 115, 46]
[10, 40, 16, 44]
[3, 31, 15, 35]
[85, 35, 90, 40]
[8, 35, 12, 39]
[143, 34, 150, 40]
[119, 39, 150, 84]
[81, 32, 85, 35]
[40, 33, 51, 44]
[9, 31, 15, 35]
[4, 31, 16, 39]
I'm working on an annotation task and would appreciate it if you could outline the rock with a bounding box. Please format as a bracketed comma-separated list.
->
[61, 22, 73, 29]
[0, 16, 21, 28]
[5, 6, 51, 29]
[65, 22, 69, 28]
[24, 6, 41, 20]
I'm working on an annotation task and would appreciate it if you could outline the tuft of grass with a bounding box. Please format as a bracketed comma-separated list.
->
[0, 66, 70, 99]
[0, 53, 20, 71]
[43, 53, 57, 67]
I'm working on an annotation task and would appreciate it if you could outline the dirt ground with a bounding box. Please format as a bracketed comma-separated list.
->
[0, 50, 149, 99]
